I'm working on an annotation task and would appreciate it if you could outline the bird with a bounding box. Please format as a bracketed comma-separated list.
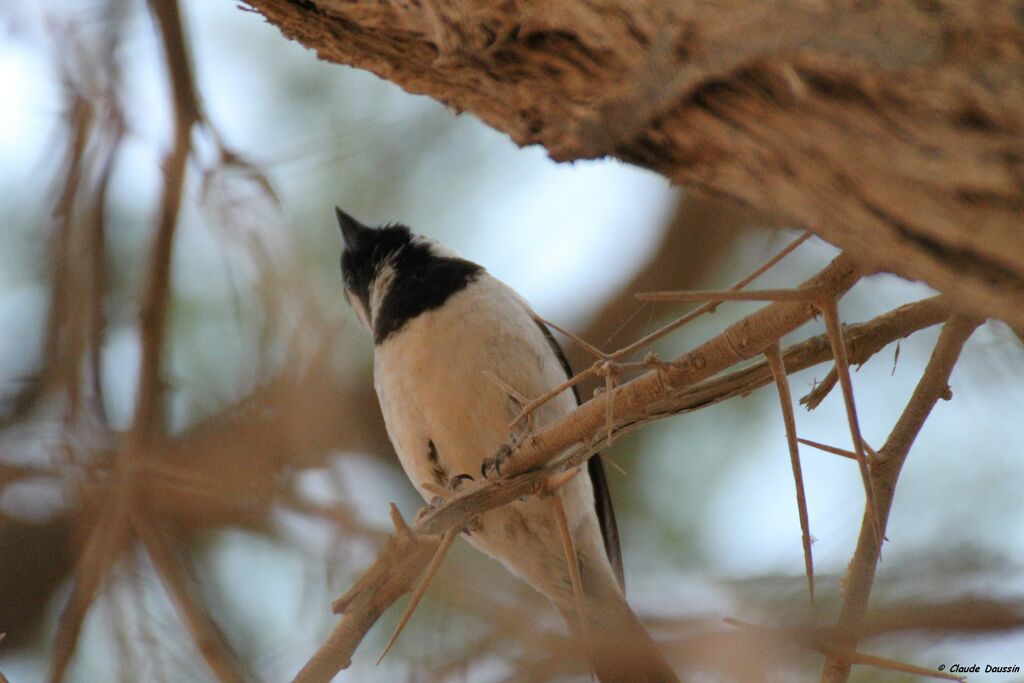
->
[336, 208, 679, 683]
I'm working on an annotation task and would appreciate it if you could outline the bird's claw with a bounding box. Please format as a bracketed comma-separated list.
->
[481, 444, 512, 479]
[449, 473, 474, 490]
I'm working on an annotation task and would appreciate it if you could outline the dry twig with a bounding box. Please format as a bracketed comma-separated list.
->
[764, 343, 814, 601]
[817, 299, 882, 551]
[820, 315, 982, 683]
[509, 232, 811, 432]
[129, 0, 202, 445]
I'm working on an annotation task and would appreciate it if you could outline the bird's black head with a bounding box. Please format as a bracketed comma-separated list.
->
[336, 208, 483, 344]
[337, 208, 412, 330]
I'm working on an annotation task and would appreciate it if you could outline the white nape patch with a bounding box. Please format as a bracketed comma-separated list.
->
[346, 290, 372, 332]
[369, 257, 397, 324]
[412, 234, 459, 259]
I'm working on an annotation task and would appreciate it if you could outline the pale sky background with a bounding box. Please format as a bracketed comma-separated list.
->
[1, 1, 1023, 681]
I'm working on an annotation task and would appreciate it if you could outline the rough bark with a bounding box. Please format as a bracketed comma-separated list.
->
[242, 0, 1023, 328]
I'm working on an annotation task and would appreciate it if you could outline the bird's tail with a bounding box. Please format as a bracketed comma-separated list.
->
[556, 566, 681, 683]
[584, 596, 681, 683]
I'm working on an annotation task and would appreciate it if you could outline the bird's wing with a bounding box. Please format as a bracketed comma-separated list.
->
[532, 318, 625, 591]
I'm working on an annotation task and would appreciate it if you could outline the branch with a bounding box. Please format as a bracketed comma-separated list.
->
[422, 296, 952, 539]
[819, 315, 982, 683]
[497, 253, 861, 480]
[652, 296, 951, 418]
[130, 0, 202, 445]
[764, 343, 814, 600]
[49, 496, 132, 683]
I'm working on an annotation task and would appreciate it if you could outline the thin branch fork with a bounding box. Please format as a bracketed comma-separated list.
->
[820, 314, 982, 683]
[642, 296, 950, 420]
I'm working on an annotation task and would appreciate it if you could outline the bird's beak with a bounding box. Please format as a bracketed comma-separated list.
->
[336, 207, 367, 249]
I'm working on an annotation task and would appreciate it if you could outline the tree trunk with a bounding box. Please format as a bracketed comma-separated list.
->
[242, 0, 1024, 328]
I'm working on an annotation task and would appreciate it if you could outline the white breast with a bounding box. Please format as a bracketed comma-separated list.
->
[372, 274, 614, 607]
[374, 274, 576, 489]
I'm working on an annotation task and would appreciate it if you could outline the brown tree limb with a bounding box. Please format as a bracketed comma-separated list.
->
[420, 298, 951, 545]
[646, 296, 951, 419]
[819, 315, 982, 683]
[241, 0, 1024, 329]
[130, 0, 202, 445]
[49, 497, 132, 683]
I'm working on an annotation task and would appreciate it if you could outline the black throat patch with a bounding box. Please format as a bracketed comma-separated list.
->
[338, 215, 482, 344]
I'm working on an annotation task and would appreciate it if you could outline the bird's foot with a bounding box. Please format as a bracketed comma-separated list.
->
[481, 444, 512, 479]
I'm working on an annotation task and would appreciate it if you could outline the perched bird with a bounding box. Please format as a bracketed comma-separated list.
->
[337, 209, 679, 683]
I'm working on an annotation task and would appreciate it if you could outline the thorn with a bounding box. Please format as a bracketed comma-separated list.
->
[610, 231, 812, 361]
[540, 317, 608, 360]
[546, 467, 581, 493]
[817, 299, 883, 553]
[389, 503, 411, 536]
[376, 528, 457, 666]
[483, 370, 527, 406]
[797, 437, 857, 460]
[550, 494, 588, 639]
[601, 453, 627, 476]
[765, 343, 814, 601]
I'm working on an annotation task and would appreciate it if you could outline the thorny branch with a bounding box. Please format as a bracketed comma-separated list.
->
[819, 315, 982, 683]
[509, 231, 812, 434]
[291, 253, 976, 682]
